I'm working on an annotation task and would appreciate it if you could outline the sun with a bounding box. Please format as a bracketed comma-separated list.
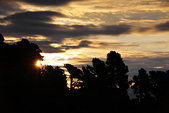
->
[36, 60, 42, 67]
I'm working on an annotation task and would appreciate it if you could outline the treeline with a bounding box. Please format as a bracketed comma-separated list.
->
[0, 34, 169, 113]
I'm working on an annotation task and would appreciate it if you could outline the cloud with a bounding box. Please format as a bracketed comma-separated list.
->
[133, 20, 169, 33]
[137, 27, 152, 32]
[98, 42, 140, 49]
[62, 40, 92, 49]
[66, 24, 131, 36]
[0, 0, 23, 16]
[155, 21, 169, 31]
[32, 40, 94, 53]
[125, 52, 169, 75]
[0, 11, 65, 40]
[0, 11, 131, 42]
[0, 11, 132, 54]
[32, 41, 64, 53]
[158, 0, 169, 3]
[74, 10, 167, 25]
[2, 11, 65, 23]
[154, 0, 169, 6]
[0, 0, 80, 8]
[33, 39, 140, 53]
[0, 0, 82, 17]
[78, 40, 92, 47]
[17, 0, 80, 6]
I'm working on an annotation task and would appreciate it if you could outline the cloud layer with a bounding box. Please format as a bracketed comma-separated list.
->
[0, 11, 132, 42]
[156, 21, 169, 31]
[0, 0, 23, 16]
[18, 0, 79, 6]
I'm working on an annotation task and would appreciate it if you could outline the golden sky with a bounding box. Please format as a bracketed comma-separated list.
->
[1, 0, 169, 74]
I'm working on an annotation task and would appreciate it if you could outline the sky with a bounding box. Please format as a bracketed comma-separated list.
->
[0, 0, 169, 75]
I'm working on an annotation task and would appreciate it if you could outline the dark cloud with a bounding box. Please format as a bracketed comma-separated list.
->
[98, 42, 140, 48]
[0, 11, 131, 42]
[158, 0, 169, 2]
[2, 11, 65, 24]
[0, 0, 23, 16]
[0, 0, 80, 8]
[62, 40, 92, 50]
[134, 20, 169, 33]
[155, 21, 169, 31]
[61, 24, 131, 38]
[17, 0, 80, 6]
[156, 0, 169, 6]
[31, 40, 92, 53]
[0, 0, 81, 17]
[0, 11, 66, 40]
[79, 40, 92, 47]
[137, 27, 151, 32]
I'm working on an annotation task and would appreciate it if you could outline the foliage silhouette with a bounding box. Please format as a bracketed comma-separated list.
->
[131, 68, 151, 102]
[0, 33, 4, 43]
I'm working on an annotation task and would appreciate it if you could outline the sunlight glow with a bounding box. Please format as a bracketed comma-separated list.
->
[153, 66, 164, 69]
[50, 43, 61, 48]
[36, 60, 42, 67]
[40, 53, 69, 66]
[130, 82, 135, 87]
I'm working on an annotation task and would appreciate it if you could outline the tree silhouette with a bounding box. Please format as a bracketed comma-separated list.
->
[81, 65, 97, 92]
[2, 32, 169, 113]
[0, 34, 44, 113]
[0, 33, 4, 43]
[153, 70, 169, 113]
[41, 65, 67, 96]
[131, 68, 151, 102]
[106, 51, 129, 90]
[149, 70, 169, 100]
[64, 64, 83, 91]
